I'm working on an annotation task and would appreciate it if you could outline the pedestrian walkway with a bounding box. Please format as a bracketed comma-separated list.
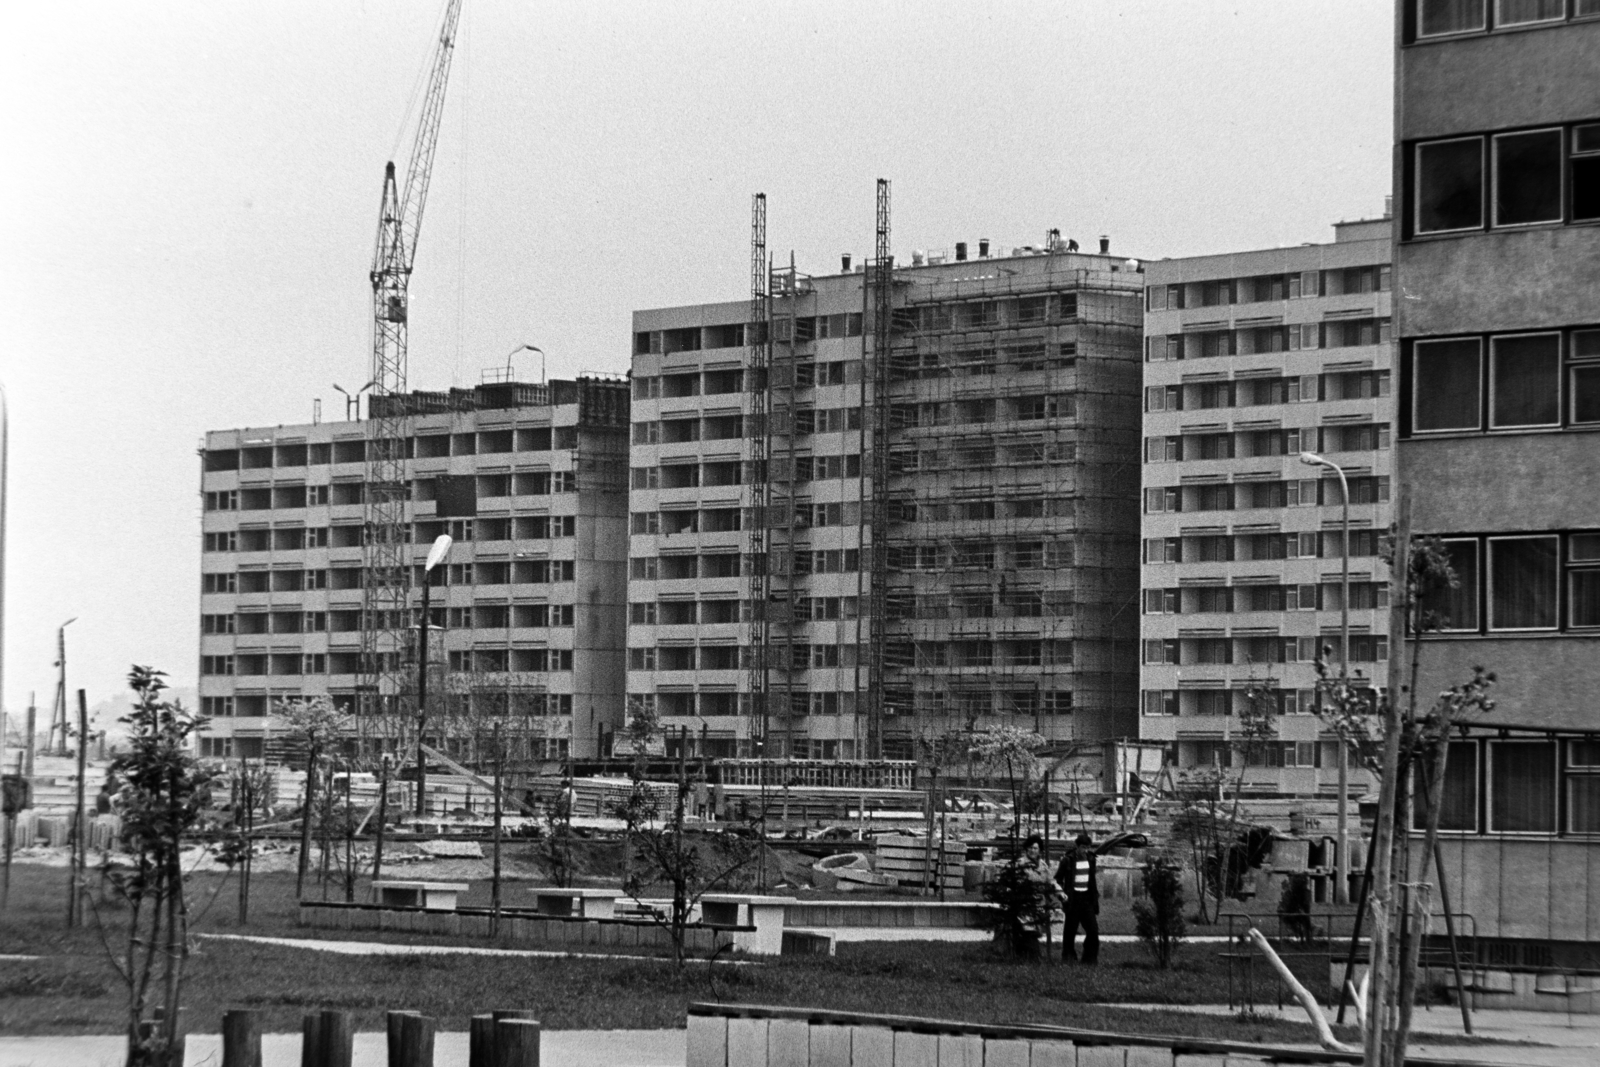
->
[196, 933, 755, 964]
[1105, 1002, 1600, 1067]
[0, 1030, 684, 1067]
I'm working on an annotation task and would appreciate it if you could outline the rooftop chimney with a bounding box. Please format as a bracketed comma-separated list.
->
[841, 253, 852, 272]
[1384, 195, 1394, 219]
[955, 241, 967, 262]
[979, 238, 990, 258]
[1098, 235, 1110, 254]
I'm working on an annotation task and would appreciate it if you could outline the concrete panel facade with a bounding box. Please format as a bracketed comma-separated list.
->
[1138, 218, 1391, 791]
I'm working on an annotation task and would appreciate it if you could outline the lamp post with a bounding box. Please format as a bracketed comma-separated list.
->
[502, 344, 545, 384]
[1300, 450, 1350, 905]
[416, 535, 453, 816]
[332, 379, 377, 421]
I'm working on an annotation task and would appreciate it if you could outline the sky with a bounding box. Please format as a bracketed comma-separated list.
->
[0, 1, 1394, 722]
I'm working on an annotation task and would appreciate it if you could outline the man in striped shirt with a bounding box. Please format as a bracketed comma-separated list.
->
[1054, 832, 1100, 964]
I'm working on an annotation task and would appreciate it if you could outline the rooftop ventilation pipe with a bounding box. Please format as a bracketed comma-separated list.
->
[979, 238, 990, 258]
[955, 241, 967, 261]
[841, 253, 852, 272]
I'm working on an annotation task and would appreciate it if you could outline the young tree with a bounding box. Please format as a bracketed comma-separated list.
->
[1132, 852, 1188, 968]
[611, 697, 663, 887]
[623, 767, 757, 968]
[971, 726, 1045, 842]
[1342, 528, 1497, 1067]
[277, 696, 350, 899]
[99, 667, 218, 1067]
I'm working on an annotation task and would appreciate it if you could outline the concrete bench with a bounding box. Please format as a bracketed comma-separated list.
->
[701, 894, 793, 956]
[529, 887, 620, 919]
[372, 880, 470, 911]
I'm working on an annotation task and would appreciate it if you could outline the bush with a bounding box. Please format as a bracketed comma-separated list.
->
[1277, 872, 1320, 944]
[980, 861, 1055, 959]
[1132, 854, 1187, 969]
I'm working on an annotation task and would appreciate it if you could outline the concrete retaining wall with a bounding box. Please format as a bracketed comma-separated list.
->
[1334, 961, 1600, 1014]
[783, 902, 994, 929]
[685, 1002, 1489, 1067]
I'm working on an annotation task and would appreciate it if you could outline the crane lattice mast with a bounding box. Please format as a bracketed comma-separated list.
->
[360, 0, 464, 746]
[865, 179, 893, 761]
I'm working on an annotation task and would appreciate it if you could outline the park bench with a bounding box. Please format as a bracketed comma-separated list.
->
[700, 893, 793, 956]
[372, 880, 469, 911]
[528, 887, 620, 919]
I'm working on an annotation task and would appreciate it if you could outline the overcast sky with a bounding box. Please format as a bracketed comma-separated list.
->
[0, 1, 1393, 720]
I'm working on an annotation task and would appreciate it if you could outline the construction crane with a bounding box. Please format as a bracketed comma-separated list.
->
[360, 0, 464, 750]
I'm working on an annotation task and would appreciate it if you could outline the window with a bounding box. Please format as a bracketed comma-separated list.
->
[1490, 740, 1556, 832]
[1496, 0, 1564, 25]
[1413, 338, 1483, 431]
[1490, 333, 1561, 427]
[1417, 0, 1486, 37]
[1416, 138, 1484, 233]
[1572, 124, 1600, 221]
[1569, 739, 1600, 832]
[1494, 129, 1563, 226]
[1489, 535, 1559, 630]
[1570, 329, 1600, 422]
[1568, 532, 1600, 627]
[1423, 538, 1481, 631]
[1414, 740, 1480, 831]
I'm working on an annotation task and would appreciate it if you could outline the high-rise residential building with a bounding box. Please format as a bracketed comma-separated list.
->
[196, 378, 629, 763]
[1396, 0, 1600, 954]
[627, 236, 1144, 760]
[1138, 217, 1394, 791]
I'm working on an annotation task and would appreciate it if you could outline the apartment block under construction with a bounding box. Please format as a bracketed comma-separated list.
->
[627, 201, 1144, 760]
[195, 377, 629, 764]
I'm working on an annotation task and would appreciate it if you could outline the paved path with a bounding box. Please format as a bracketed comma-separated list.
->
[0, 1030, 683, 1067]
[196, 934, 755, 964]
[1105, 1002, 1600, 1067]
[816, 927, 1234, 943]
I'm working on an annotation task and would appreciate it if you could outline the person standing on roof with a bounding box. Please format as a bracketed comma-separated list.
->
[1054, 832, 1100, 964]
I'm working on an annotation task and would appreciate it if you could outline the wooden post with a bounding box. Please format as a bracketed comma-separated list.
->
[222, 1010, 262, 1067]
[494, 1018, 540, 1067]
[300, 1012, 322, 1067]
[386, 1011, 416, 1067]
[399, 1013, 435, 1067]
[469, 1014, 496, 1067]
[320, 1010, 354, 1067]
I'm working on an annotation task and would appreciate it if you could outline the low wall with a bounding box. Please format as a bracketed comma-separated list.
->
[1334, 961, 1600, 1014]
[298, 901, 743, 955]
[686, 1002, 1487, 1067]
[784, 902, 994, 929]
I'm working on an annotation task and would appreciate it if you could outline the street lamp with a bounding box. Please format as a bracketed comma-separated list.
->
[332, 379, 377, 421]
[502, 344, 545, 384]
[416, 534, 453, 816]
[1300, 450, 1351, 904]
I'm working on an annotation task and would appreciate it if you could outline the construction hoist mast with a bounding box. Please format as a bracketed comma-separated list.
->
[865, 178, 893, 761]
[360, 0, 464, 748]
[744, 193, 770, 756]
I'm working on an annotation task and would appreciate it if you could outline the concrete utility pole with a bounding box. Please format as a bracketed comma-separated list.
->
[1302, 451, 1351, 904]
[415, 535, 452, 817]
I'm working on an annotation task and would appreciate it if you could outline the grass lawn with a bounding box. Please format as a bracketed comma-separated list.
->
[0, 862, 1354, 1047]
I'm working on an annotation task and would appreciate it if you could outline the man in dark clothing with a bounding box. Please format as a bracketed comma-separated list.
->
[1054, 832, 1100, 963]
